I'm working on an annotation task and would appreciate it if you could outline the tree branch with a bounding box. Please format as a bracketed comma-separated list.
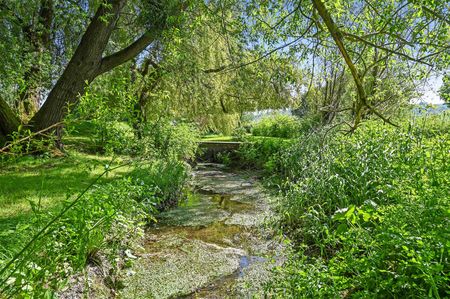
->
[311, 0, 398, 130]
[420, 5, 450, 26]
[342, 31, 434, 66]
[97, 32, 158, 76]
[0, 122, 63, 154]
[140, 57, 160, 76]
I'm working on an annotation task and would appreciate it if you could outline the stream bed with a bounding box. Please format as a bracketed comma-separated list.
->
[121, 163, 283, 298]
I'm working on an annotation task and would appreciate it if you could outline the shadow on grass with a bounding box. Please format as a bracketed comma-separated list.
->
[0, 153, 131, 254]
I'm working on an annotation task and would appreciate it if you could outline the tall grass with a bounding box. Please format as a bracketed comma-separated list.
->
[240, 114, 450, 297]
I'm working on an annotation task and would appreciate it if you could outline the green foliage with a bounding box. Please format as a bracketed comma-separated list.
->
[0, 171, 146, 297]
[90, 121, 135, 155]
[65, 66, 137, 155]
[216, 152, 232, 166]
[231, 126, 248, 141]
[130, 160, 190, 211]
[238, 136, 292, 170]
[1, 0, 449, 296]
[0, 126, 57, 161]
[0, 114, 195, 297]
[237, 114, 318, 170]
[264, 116, 450, 297]
[439, 74, 450, 104]
[69, 78, 199, 158]
[251, 114, 301, 138]
[136, 119, 199, 161]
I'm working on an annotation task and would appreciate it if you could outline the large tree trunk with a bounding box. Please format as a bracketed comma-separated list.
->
[29, 0, 127, 131]
[18, 0, 54, 120]
[29, 0, 159, 131]
[0, 0, 163, 144]
[0, 97, 21, 144]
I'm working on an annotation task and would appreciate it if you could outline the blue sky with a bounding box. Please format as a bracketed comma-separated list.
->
[419, 74, 444, 104]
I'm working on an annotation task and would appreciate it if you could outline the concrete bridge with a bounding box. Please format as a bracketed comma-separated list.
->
[197, 141, 242, 161]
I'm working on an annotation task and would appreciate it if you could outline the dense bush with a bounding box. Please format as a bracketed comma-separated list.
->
[262, 116, 450, 297]
[237, 136, 292, 170]
[130, 160, 190, 210]
[67, 118, 199, 159]
[251, 114, 301, 138]
[91, 121, 135, 154]
[250, 113, 320, 139]
[136, 119, 199, 161]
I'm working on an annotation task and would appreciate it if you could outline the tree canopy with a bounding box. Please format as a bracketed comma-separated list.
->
[0, 0, 448, 141]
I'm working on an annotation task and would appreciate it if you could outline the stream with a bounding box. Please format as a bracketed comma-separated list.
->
[121, 163, 283, 298]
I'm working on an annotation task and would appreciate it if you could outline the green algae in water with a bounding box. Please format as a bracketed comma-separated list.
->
[121, 236, 243, 299]
[209, 194, 253, 213]
[179, 191, 203, 207]
[121, 164, 280, 299]
[145, 222, 247, 250]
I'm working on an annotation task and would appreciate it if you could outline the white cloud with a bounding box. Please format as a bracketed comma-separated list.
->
[417, 74, 444, 104]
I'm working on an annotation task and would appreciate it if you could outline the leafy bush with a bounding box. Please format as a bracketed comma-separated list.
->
[265, 117, 450, 297]
[91, 121, 135, 154]
[136, 119, 199, 161]
[237, 136, 292, 170]
[130, 160, 190, 210]
[231, 126, 248, 141]
[67, 118, 199, 159]
[252, 114, 301, 138]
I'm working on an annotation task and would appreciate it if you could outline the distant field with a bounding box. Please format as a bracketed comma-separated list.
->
[199, 135, 237, 142]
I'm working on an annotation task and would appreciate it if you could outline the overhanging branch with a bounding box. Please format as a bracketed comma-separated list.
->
[97, 32, 158, 76]
[342, 31, 434, 66]
[420, 5, 450, 26]
[311, 0, 398, 130]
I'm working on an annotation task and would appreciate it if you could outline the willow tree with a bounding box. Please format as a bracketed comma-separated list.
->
[0, 0, 184, 144]
[129, 0, 300, 133]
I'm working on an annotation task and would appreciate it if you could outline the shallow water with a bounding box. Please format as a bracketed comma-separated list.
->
[121, 163, 282, 298]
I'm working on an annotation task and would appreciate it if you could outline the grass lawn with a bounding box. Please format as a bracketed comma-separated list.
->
[199, 134, 292, 142]
[199, 134, 237, 142]
[0, 128, 135, 254]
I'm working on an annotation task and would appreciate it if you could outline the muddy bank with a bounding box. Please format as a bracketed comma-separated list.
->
[121, 163, 283, 298]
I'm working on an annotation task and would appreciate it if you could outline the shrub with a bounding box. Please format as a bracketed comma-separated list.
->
[231, 126, 248, 141]
[136, 120, 199, 161]
[237, 136, 292, 171]
[251, 114, 301, 138]
[130, 160, 190, 210]
[92, 121, 135, 155]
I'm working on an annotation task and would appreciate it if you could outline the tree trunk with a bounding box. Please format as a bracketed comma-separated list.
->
[29, 0, 127, 131]
[1, 0, 163, 143]
[18, 0, 54, 120]
[311, 0, 368, 128]
[135, 58, 162, 123]
[0, 97, 21, 144]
